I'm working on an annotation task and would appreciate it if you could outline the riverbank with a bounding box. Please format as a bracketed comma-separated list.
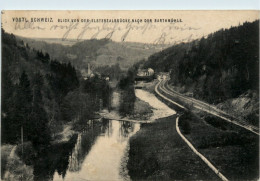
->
[127, 115, 219, 180]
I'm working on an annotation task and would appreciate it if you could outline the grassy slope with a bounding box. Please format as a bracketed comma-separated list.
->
[127, 115, 219, 180]
[158, 84, 259, 180]
[180, 112, 259, 180]
[158, 81, 259, 180]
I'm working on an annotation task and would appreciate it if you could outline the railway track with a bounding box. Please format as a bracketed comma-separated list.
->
[157, 80, 259, 136]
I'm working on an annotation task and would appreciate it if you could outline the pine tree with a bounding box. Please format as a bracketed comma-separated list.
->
[11, 71, 32, 142]
[29, 73, 51, 146]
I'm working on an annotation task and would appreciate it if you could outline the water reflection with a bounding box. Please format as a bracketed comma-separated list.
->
[119, 121, 135, 141]
[67, 119, 110, 173]
[31, 120, 104, 181]
[53, 119, 140, 181]
[31, 134, 78, 181]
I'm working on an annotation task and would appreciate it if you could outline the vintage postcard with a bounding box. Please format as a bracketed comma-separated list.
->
[1, 10, 259, 181]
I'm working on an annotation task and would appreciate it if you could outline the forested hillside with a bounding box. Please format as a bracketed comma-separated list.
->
[20, 37, 162, 76]
[1, 29, 110, 146]
[143, 20, 259, 104]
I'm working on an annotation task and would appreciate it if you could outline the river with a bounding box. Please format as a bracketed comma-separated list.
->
[37, 89, 175, 181]
[53, 120, 140, 181]
[135, 89, 176, 120]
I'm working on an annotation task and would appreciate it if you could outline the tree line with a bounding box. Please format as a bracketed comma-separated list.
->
[1, 29, 111, 147]
[143, 20, 259, 104]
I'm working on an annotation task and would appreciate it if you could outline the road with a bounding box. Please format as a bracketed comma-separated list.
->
[156, 79, 259, 135]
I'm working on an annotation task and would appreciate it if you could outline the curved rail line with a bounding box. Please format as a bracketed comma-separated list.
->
[163, 81, 259, 132]
[155, 81, 186, 110]
[158, 80, 259, 135]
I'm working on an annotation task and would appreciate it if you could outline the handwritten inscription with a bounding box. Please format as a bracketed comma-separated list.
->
[15, 22, 45, 30]
[13, 17, 201, 46]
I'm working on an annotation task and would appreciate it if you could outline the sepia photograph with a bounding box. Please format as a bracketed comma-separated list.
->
[1, 10, 259, 181]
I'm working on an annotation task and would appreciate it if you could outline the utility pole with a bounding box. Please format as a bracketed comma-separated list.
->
[21, 125, 24, 181]
[21, 126, 23, 156]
